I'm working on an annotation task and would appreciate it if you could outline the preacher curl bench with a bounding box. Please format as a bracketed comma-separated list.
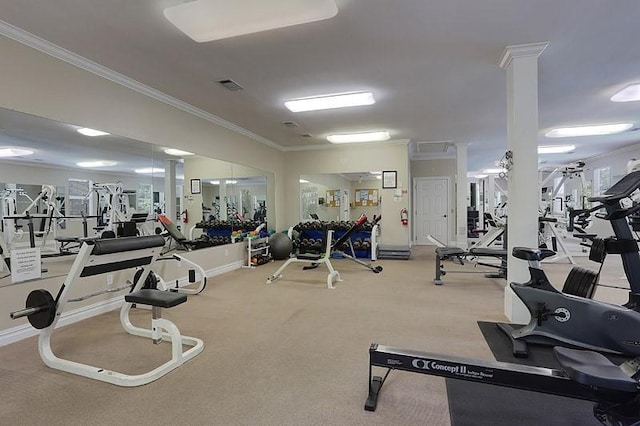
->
[10, 235, 204, 386]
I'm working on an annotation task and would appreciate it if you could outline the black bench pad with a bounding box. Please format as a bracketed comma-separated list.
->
[435, 247, 465, 257]
[554, 347, 637, 393]
[125, 289, 187, 308]
[297, 253, 322, 261]
[469, 248, 507, 257]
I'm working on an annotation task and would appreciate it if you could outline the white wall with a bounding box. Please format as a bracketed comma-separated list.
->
[285, 143, 411, 246]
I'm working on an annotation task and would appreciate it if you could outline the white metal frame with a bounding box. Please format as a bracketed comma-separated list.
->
[266, 230, 342, 289]
[154, 253, 208, 294]
[37, 238, 204, 386]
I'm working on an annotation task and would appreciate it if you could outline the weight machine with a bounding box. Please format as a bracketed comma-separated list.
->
[538, 161, 589, 264]
[84, 182, 134, 237]
[9, 235, 204, 386]
[1, 185, 66, 252]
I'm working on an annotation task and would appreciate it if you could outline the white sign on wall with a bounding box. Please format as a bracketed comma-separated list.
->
[11, 248, 41, 284]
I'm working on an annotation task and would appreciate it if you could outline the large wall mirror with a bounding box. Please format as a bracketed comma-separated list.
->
[0, 107, 271, 285]
[300, 172, 382, 222]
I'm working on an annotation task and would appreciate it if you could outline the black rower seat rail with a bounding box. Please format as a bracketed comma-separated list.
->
[364, 343, 637, 413]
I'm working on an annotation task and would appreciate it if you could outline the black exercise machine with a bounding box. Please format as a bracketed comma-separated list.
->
[498, 170, 640, 358]
[365, 343, 640, 425]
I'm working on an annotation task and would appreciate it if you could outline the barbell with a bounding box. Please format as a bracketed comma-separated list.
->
[10, 289, 57, 329]
[10, 269, 158, 329]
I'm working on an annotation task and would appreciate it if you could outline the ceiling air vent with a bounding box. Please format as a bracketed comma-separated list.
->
[217, 79, 243, 91]
[281, 121, 299, 128]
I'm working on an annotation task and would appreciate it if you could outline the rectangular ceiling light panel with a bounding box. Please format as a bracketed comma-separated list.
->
[164, 0, 339, 42]
[285, 92, 375, 112]
[327, 131, 390, 144]
[611, 84, 640, 102]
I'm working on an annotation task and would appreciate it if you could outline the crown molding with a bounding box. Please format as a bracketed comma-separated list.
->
[282, 138, 410, 152]
[410, 152, 456, 161]
[498, 42, 549, 69]
[0, 20, 284, 152]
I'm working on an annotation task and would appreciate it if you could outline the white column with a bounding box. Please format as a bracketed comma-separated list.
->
[499, 42, 548, 323]
[455, 143, 468, 248]
[219, 181, 228, 220]
[487, 175, 496, 219]
[164, 160, 177, 222]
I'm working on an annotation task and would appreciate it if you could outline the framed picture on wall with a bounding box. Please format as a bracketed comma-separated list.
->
[382, 170, 397, 189]
[190, 178, 201, 194]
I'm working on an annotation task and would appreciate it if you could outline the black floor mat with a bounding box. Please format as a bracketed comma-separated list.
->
[444, 321, 621, 426]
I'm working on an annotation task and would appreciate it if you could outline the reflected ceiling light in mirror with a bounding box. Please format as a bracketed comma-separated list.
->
[226, 180, 238, 184]
[482, 168, 504, 174]
[285, 92, 374, 112]
[611, 84, 640, 102]
[134, 167, 165, 174]
[538, 145, 575, 154]
[0, 147, 34, 157]
[376, 175, 382, 180]
[77, 127, 110, 137]
[164, 0, 338, 42]
[164, 148, 194, 156]
[299, 179, 309, 183]
[210, 180, 220, 185]
[327, 130, 390, 144]
[76, 160, 118, 168]
[545, 123, 633, 138]
[370, 171, 382, 175]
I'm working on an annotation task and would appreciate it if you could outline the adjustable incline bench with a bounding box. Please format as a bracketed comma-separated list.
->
[10, 235, 204, 386]
[266, 226, 341, 289]
[429, 234, 507, 285]
[331, 215, 383, 273]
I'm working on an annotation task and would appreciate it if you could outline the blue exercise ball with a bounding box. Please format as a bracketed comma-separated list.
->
[270, 233, 293, 260]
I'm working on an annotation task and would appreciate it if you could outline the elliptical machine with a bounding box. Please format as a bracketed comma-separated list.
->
[498, 170, 640, 357]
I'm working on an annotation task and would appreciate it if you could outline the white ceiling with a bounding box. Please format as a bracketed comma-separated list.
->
[1, 0, 640, 172]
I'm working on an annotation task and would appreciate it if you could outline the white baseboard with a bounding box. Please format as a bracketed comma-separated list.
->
[0, 297, 124, 347]
[0, 260, 245, 347]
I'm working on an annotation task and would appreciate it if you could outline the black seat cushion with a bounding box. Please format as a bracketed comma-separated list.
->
[512, 247, 556, 261]
[435, 247, 465, 258]
[553, 347, 637, 393]
[468, 248, 507, 257]
[125, 289, 187, 308]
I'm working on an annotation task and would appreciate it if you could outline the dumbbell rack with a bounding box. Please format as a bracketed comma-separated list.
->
[244, 237, 270, 268]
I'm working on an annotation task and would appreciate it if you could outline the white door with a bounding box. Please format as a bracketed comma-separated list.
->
[415, 178, 449, 245]
[341, 189, 350, 221]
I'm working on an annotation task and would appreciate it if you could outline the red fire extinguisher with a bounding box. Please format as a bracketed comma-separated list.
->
[181, 209, 189, 224]
[400, 208, 408, 226]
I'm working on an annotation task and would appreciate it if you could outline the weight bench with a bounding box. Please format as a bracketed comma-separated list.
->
[31, 235, 203, 386]
[434, 245, 507, 285]
[331, 215, 383, 274]
[157, 214, 215, 251]
[266, 229, 342, 289]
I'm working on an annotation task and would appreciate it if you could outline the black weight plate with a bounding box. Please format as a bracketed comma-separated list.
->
[26, 289, 56, 329]
[132, 269, 158, 291]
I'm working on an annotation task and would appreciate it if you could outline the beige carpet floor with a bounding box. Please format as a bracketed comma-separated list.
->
[0, 245, 627, 425]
